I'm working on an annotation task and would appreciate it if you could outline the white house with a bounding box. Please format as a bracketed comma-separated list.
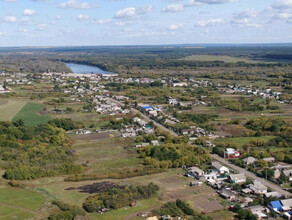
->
[212, 161, 230, 174]
[229, 173, 246, 184]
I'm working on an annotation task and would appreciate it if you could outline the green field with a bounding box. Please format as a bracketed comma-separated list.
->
[73, 137, 141, 174]
[0, 99, 26, 121]
[0, 188, 46, 220]
[215, 136, 275, 148]
[12, 103, 50, 126]
[89, 197, 161, 220]
[181, 55, 260, 63]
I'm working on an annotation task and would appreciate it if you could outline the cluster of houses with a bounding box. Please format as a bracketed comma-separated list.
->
[185, 160, 292, 219]
[120, 117, 156, 139]
[219, 84, 282, 100]
[93, 95, 130, 115]
[243, 156, 292, 182]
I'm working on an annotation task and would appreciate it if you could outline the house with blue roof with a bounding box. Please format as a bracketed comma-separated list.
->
[268, 200, 282, 211]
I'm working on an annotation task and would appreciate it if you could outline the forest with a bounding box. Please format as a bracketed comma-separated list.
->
[0, 120, 82, 180]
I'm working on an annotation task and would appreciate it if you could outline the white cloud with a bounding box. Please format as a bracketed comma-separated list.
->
[3, 0, 17, 2]
[91, 19, 111, 24]
[196, 18, 224, 26]
[162, 4, 184, 13]
[18, 28, 28, 33]
[272, 0, 292, 10]
[231, 10, 262, 28]
[37, 24, 47, 31]
[115, 7, 136, 19]
[59, 0, 97, 9]
[138, 5, 154, 14]
[197, 0, 238, 4]
[168, 24, 184, 30]
[77, 14, 89, 20]
[23, 9, 36, 16]
[2, 16, 17, 23]
[115, 20, 134, 26]
[186, 0, 237, 6]
[185, 0, 203, 6]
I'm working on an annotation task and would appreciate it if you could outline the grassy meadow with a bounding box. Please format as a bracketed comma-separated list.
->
[0, 99, 26, 121]
[12, 103, 50, 126]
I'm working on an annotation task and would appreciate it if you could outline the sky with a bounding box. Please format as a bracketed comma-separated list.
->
[0, 0, 292, 46]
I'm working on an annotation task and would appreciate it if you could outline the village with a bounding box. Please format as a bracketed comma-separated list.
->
[0, 68, 292, 220]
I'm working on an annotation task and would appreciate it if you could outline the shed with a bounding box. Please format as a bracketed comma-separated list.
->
[269, 201, 282, 211]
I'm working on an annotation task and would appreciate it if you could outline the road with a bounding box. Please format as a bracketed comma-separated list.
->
[109, 98, 178, 137]
[110, 98, 291, 198]
[211, 154, 292, 198]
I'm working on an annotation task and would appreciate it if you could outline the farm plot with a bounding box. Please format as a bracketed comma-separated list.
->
[73, 137, 141, 174]
[0, 188, 46, 220]
[0, 99, 26, 121]
[12, 102, 50, 126]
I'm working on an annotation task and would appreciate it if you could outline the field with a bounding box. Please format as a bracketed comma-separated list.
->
[73, 137, 141, 174]
[12, 102, 50, 126]
[0, 99, 26, 121]
[27, 169, 226, 219]
[0, 187, 46, 220]
[181, 55, 260, 63]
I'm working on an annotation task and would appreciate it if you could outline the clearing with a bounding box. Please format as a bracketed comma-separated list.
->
[0, 99, 26, 121]
[180, 55, 260, 63]
[73, 137, 141, 174]
[12, 102, 50, 126]
[0, 187, 46, 220]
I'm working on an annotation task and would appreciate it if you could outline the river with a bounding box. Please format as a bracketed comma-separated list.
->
[65, 62, 114, 74]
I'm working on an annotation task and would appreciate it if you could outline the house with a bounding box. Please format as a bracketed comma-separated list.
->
[151, 140, 160, 146]
[283, 169, 292, 181]
[212, 161, 230, 174]
[190, 181, 203, 186]
[264, 192, 282, 199]
[187, 167, 205, 180]
[249, 180, 267, 194]
[229, 173, 246, 184]
[281, 199, 292, 211]
[168, 98, 178, 105]
[263, 157, 275, 163]
[268, 200, 282, 211]
[248, 206, 268, 219]
[172, 82, 187, 87]
[243, 157, 257, 165]
[219, 188, 236, 200]
[225, 148, 240, 159]
[204, 170, 218, 180]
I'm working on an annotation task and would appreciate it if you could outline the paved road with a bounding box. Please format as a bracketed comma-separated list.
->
[211, 154, 292, 198]
[109, 98, 178, 137]
[109, 98, 291, 197]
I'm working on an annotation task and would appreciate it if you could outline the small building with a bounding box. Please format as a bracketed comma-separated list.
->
[229, 173, 246, 184]
[248, 206, 268, 219]
[263, 157, 275, 163]
[283, 169, 292, 181]
[190, 181, 203, 186]
[268, 200, 282, 211]
[187, 167, 205, 180]
[225, 148, 240, 159]
[219, 188, 236, 200]
[249, 180, 267, 194]
[168, 98, 178, 105]
[212, 161, 230, 174]
[151, 140, 160, 146]
[264, 191, 282, 199]
[243, 157, 257, 165]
